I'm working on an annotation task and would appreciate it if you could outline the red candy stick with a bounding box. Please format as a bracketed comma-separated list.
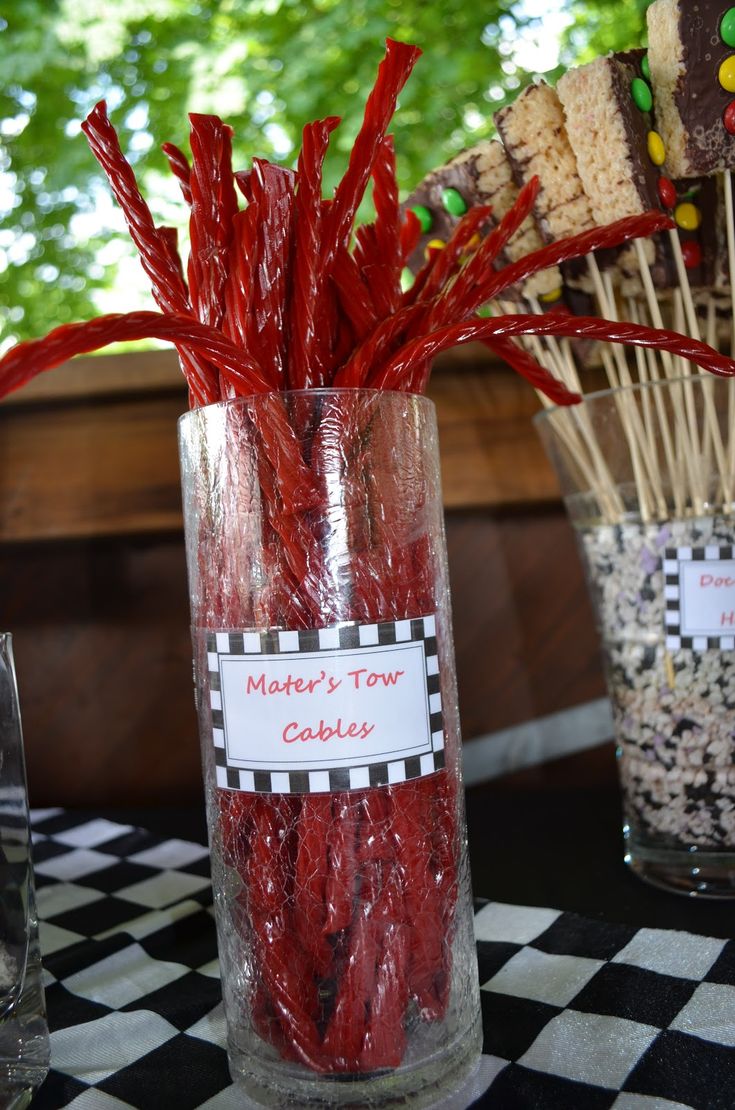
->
[363, 135, 402, 315]
[331, 246, 380, 341]
[323, 793, 362, 935]
[244, 797, 326, 1071]
[399, 208, 422, 264]
[0, 313, 317, 531]
[424, 176, 540, 328]
[374, 314, 735, 391]
[0, 312, 268, 401]
[342, 209, 676, 395]
[222, 208, 255, 359]
[157, 226, 187, 288]
[288, 116, 340, 389]
[321, 39, 421, 269]
[82, 104, 190, 312]
[293, 794, 333, 978]
[334, 303, 420, 389]
[481, 338, 578, 403]
[82, 102, 219, 405]
[336, 182, 541, 390]
[161, 141, 193, 205]
[475, 210, 674, 308]
[187, 114, 239, 331]
[409, 204, 494, 309]
[353, 220, 379, 271]
[360, 874, 410, 1069]
[392, 779, 445, 1016]
[322, 879, 379, 1069]
[407, 334, 578, 405]
[234, 169, 253, 201]
[246, 161, 296, 389]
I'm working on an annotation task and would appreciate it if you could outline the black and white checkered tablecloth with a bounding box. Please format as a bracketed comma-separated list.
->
[28, 810, 735, 1109]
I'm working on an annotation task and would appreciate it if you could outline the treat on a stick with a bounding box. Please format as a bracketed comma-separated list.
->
[557, 47, 720, 290]
[557, 50, 669, 227]
[494, 80, 599, 284]
[647, 0, 735, 178]
[624, 44, 726, 291]
[402, 140, 563, 303]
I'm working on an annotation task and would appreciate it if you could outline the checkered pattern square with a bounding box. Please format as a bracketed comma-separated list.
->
[475, 901, 735, 1109]
[26, 813, 735, 1109]
[663, 545, 735, 650]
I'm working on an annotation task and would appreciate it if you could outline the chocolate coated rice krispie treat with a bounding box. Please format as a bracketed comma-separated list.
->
[557, 50, 665, 225]
[558, 49, 722, 292]
[494, 80, 597, 274]
[647, 0, 735, 177]
[402, 140, 562, 301]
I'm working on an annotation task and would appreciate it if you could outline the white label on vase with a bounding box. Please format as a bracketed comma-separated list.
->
[203, 615, 445, 794]
[664, 544, 735, 650]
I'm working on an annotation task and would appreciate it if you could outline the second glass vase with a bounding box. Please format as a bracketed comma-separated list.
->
[536, 375, 735, 898]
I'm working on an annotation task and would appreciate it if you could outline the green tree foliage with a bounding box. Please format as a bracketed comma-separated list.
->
[0, 0, 648, 346]
[560, 0, 649, 63]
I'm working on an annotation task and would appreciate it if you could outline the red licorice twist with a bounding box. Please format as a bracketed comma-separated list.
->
[321, 39, 421, 268]
[288, 116, 340, 389]
[429, 175, 541, 326]
[161, 141, 193, 205]
[246, 161, 296, 389]
[187, 115, 239, 341]
[374, 314, 735, 391]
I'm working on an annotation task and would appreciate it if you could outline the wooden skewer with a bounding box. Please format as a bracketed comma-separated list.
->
[668, 229, 701, 340]
[667, 232, 730, 507]
[517, 225, 735, 523]
[638, 294, 704, 512]
[498, 297, 624, 520]
[623, 291, 687, 506]
[627, 297, 685, 518]
[587, 254, 665, 519]
[671, 291, 706, 513]
[633, 239, 678, 380]
[527, 297, 583, 393]
[723, 169, 735, 509]
[602, 272, 664, 481]
[625, 301, 667, 490]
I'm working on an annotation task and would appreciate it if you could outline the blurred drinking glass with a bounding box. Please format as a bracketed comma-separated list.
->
[0, 633, 49, 1107]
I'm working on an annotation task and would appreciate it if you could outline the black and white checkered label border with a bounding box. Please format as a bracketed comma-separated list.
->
[664, 545, 735, 650]
[204, 615, 445, 794]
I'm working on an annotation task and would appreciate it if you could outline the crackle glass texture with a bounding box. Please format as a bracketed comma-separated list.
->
[178, 391, 482, 1107]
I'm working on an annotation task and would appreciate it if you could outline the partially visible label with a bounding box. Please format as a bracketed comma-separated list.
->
[664, 545, 735, 650]
[203, 615, 445, 794]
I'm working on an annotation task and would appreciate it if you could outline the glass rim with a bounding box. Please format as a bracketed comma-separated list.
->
[533, 372, 731, 424]
[177, 387, 434, 428]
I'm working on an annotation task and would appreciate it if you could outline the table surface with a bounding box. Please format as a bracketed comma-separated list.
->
[465, 742, 735, 939]
[107, 742, 734, 937]
[28, 744, 735, 1109]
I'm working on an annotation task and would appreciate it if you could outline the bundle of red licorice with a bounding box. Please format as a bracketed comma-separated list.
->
[3, 39, 735, 1077]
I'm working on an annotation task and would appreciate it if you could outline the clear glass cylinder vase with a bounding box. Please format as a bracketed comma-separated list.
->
[178, 389, 482, 1107]
[536, 375, 735, 898]
[0, 634, 50, 1107]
